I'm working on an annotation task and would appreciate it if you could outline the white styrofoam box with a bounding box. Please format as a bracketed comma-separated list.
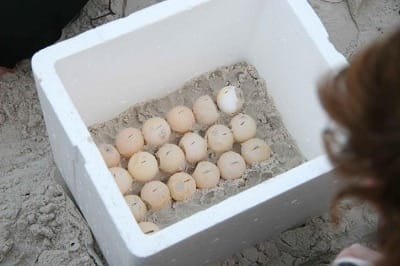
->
[32, 0, 347, 265]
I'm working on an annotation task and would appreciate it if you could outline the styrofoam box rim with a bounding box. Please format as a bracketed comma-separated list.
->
[32, 0, 347, 259]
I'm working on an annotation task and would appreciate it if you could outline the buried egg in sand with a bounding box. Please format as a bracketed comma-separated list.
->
[98, 144, 120, 168]
[109, 167, 133, 195]
[139, 222, 160, 234]
[124, 195, 147, 222]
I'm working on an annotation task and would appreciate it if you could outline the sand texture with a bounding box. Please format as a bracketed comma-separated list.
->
[309, 0, 400, 59]
[0, 62, 103, 265]
[89, 61, 306, 228]
[0, 0, 398, 265]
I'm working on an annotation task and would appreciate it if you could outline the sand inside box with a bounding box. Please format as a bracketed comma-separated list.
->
[89, 61, 306, 229]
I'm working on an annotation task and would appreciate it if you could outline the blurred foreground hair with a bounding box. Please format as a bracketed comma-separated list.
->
[318, 28, 400, 266]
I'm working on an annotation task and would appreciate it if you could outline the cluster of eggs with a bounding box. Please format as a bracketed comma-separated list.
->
[97, 85, 271, 234]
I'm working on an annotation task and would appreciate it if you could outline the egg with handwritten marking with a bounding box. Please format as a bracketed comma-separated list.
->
[179, 132, 208, 164]
[115, 128, 144, 158]
[109, 167, 133, 195]
[142, 117, 171, 147]
[166, 105, 195, 133]
[192, 161, 220, 189]
[124, 195, 147, 222]
[217, 151, 246, 180]
[206, 124, 234, 153]
[140, 181, 171, 210]
[192, 95, 219, 126]
[128, 151, 158, 182]
[230, 113, 257, 143]
[98, 144, 120, 167]
[167, 172, 196, 201]
[156, 143, 186, 174]
[241, 138, 271, 164]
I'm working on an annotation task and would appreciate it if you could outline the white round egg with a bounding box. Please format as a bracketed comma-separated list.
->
[115, 127, 144, 158]
[139, 222, 159, 234]
[192, 95, 219, 126]
[156, 143, 186, 174]
[216, 85, 244, 115]
[98, 144, 120, 168]
[109, 167, 133, 195]
[241, 138, 271, 164]
[192, 161, 220, 189]
[167, 172, 196, 201]
[128, 152, 159, 182]
[230, 113, 257, 143]
[179, 132, 208, 164]
[142, 117, 171, 147]
[166, 105, 195, 133]
[124, 195, 147, 222]
[217, 151, 246, 180]
[205, 124, 234, 153]
[140, 181, 171, 210]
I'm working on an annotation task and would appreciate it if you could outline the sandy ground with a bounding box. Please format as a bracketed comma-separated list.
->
[0, 0, 399, 265]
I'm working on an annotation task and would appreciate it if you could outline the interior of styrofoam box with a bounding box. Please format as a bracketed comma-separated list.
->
[52, 0, 345, 257]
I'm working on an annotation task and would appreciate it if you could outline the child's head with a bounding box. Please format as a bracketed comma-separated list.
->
[318, 28, 400, 266]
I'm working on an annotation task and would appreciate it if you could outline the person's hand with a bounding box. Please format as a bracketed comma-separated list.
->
[334, 243, 382, 265]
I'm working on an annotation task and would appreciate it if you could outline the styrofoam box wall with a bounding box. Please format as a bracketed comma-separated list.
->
[32, 0, 347, 265]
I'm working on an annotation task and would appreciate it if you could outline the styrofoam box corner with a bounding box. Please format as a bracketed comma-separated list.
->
[32, 0, 347, 265]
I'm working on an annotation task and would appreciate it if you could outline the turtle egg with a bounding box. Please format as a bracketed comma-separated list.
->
[206, 124, 234, 153]
[128, 152, 159, 182]
[230, 113, 257, 142]
[156, 144, 186, 174]
[140, 181, 171, 210]
[216, 85, 244, 115]
[142, 117, 171, 147]
[179, 132, 208, 164]
[167, 172, 196, 201]
[217, 151, 246, 180]
[115, 127, 144, 158]
[109, 167, 133, 195]
[192, 161, 220, 189]
[124, 195, 147, 222]
[241, 138, 271, 164]
[192, 95, 219, 126]
[139, 222, 159, 234]
[98, 144, 120, 167]
[166, 105, 195, 133]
